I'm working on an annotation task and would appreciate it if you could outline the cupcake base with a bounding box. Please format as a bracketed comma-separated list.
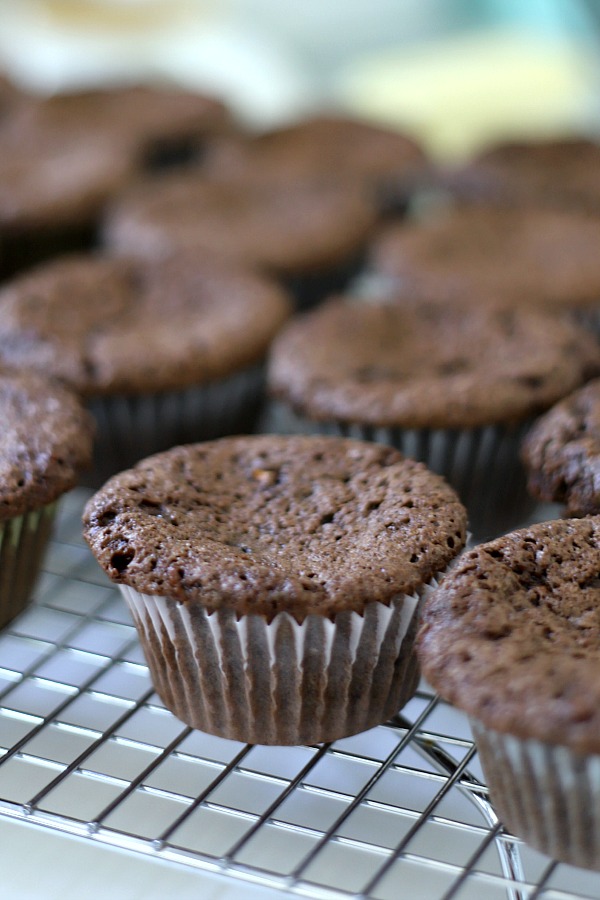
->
[86, 363, 264, 486]
[0, 502, 57, 630]
[472, 719, 600, 870]
[121, 586, 422, 746]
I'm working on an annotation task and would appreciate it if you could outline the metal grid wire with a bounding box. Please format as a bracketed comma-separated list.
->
[1, 489, 600, 900]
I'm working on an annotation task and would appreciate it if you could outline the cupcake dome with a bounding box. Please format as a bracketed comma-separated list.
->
[522, 377, 600, 517]
[0, 369, 93, 627]
[202, 114, 429, 213]
[452, 137, 600, 213]
[369, 205, 600, 315]
[268, 298, 600, 430]
[104, 172, 378, 308]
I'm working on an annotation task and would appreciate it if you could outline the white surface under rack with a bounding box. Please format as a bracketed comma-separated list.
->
[1, 489, 600, 900]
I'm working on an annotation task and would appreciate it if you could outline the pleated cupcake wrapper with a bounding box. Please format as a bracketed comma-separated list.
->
[86, 362, 264, 486]
[120, 580, 434, 746]
[0, 502, 57, 630]
[472, 719, 600, 870]
[266, 401, 533, 538]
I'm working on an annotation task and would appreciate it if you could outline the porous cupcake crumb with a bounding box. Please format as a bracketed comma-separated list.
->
[0, 371, 94, 518]
[268, 299, 600, 429]
[418, 516, 600, 753]
[0, 252, 290, 395]
[83, 435, 467, 621]
[522, 379, 600, 516]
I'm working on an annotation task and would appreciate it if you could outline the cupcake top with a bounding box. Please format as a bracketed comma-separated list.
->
[82, 435, 467, 621]
[7, 85, 232, 166]
[0, 252, 291, 396]
[522, 378, 600, 516]
[418, 517, 600, 754]
[0, 370, 94, 519]
[268, 298, 600, 429]
[0, 132, 135, 232]
[0, 84, 232, 235]
[103, 173, 378, 275]
[203, 114, 428, 194]
[369, 206, 600, 310]
[453, 137, 600, 212]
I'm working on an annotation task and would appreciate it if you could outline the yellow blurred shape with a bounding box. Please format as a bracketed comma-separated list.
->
[22, 0, 205, 31]
[335, 30, 598, 160]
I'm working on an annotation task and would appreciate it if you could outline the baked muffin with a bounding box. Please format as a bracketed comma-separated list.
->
[267, 297, 600, 535]
[368, 206, 600, 328]
[0, 84, 232, 278]
[418, 516, 600, 869]
[202, 114, 429, 216]
[449, 137, 600, 213]
[0, 127, 135, 277]
[103, 172, 378, 308]
[0, 370, 93, 628]
[83, 435, 467, 745]
[522, 378, 600, 516]
[10, 84, 233, 170]
[0, 252, 291, 482]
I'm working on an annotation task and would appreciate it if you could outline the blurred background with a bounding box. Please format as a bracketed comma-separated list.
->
[0, 0, 599, 159]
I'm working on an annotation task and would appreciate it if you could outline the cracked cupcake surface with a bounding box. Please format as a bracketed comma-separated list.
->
[82, 435, 467, 622]
[0, 251, 290, 396]
[268, 298, 600, 430]
[418, 516, 600, 753]
[522, 378, 600, 516]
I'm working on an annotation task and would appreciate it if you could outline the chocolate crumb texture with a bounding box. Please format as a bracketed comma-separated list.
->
[83, 435, 467, 621]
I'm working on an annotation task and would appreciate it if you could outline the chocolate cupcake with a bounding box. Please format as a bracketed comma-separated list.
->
[450, 137, 600, 213]
[267, 298, 600, 535]
[0, 370, 93, 628]
[83, 435, 467, 745]
[368, 206, 600, 328]
[0, 126, 135, 277]
[418, 516, 600, 869]
[11, 84, 233, 171]
[0, 84, 232, 278]
[0, 252, 290, 482]
[522, 378, 600, 516]
[202, 114, 429, 216]
[103, 171, 378, 309]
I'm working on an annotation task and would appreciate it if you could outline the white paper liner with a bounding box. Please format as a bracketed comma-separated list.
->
[264, 401, 533, 537]
[119, 581, 431, 746]
[85, 362, 264, 486]
[472, 718, 600, 870]
[0, 502, 57, 630]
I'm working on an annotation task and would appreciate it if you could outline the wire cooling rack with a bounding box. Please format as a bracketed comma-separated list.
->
[1, 489, 600, 900]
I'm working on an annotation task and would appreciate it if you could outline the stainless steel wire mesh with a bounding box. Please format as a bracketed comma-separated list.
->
[1, 489, 599, 899]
